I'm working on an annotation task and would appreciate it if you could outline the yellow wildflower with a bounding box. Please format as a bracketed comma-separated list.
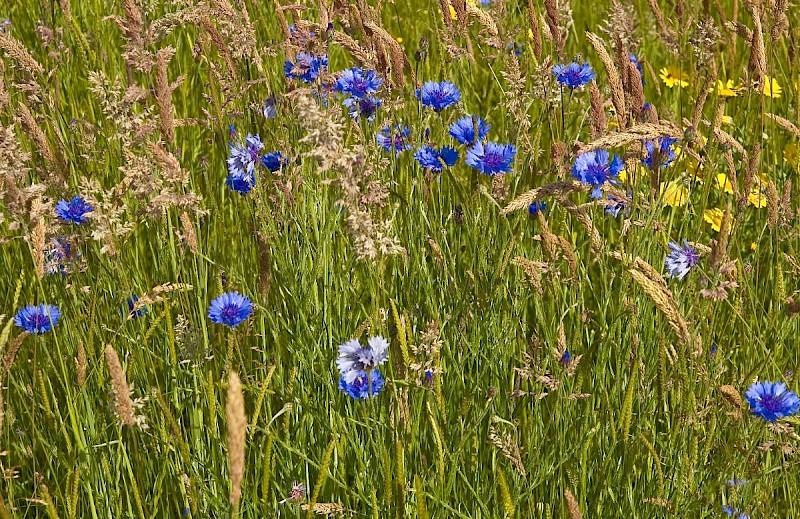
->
[714, 79, 743, 97]
[528, 28, 533, 41]
[750, 242, 758, 251]
[715, 173, 734, 195]
[659, 66, 689, 88]
[661, 180, 689, 207]
[396, 36, 403, 43]
[721, 115, 733, 125]
[449, 4, 456, 20]
[762, 76, 782, 98]
[704, 208, 724, 231]
[747, 174, 769, 208]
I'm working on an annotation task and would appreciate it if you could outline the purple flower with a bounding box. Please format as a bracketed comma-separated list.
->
[570, 149, 623, 198]
[745, 381, 800, 422]
[343, 96, 381, 122]
[664, 240, 699, 279]
[334, 68, 383, 98]
[465, 141, 516, 175]
[377, 125, 412, 156]
[449, 115, 491, 145]
[14, 304, 61, 334]
[261, 152, 288, 172]
[629, 54, 645, 85]
[55, 196, 93, 224]
[414, 145, 459, 172]
[339, 370, 385, 399]
[263, 96, 278, 119]
[528, 201, 546, 215]
[337, 336, 389, 384]
[553, 62, 595, 88]
[722, 506, 749, 519]
[208, 292, 253, 327]
[419, 81, 461, 111]
[284, 53, 328, 82]
[642, 137, 677, 170]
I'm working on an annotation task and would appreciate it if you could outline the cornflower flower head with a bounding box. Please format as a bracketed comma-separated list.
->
[528, 201, 546, 215]
[339, 369, 385, 399]
[337, 336, 389, 384]
[642, 137, 678, 170]
[261, 151, 288, 172]
[376, 125, 412, 156]
[127, 295, 148, 319]
[56, 196, 93, 224]
[745, 381, 800, 422]
[15, 304, 61, 334]
[284, 53, 327, 82]
[552, 62, 595, 88]
[263, 96, 277, 119]
[227, 134, 263, 193]
[414, 145, 459, 172]
[722, 506, 749, 519]
[465, 141, 516, 175]
[334, 68, 383, 98]
[604, 196, 628, 218]
[279, 482, 307, 504]
[342, 96, 381, 123]
[571, 149, 623, 198]
[664, 240, 699, 279]
[45, 237, 77, 276]
[419, 81, 461, 111]
[226, 174, 255, 194]
[449, 115, 491, 145]
[208, 292, 253, 327]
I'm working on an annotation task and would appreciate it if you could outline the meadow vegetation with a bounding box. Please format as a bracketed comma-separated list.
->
[1, 0, 800, 517]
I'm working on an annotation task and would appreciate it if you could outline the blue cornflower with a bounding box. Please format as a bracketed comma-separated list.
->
[226, 174, 255, 194]
[528, 201, 546, 215]
[261, 152, 288, 172]
[724, 479, 748, 487]
[334, 68, 383, 98]
[449, 115, 491, 145]
[414, 145, 459, 172]
[376, 125, 412, 156]
[339, 370, 385, 399]
[55, 196, 93, 224]
[14, 304, 61, 334]
[284, 53, 327, 82]
[208, 292, 253, 327]
[560, 350, 572, 366]
[419, 81, 461, 111]
[126, 295, 147, 319]
[664, 240, 700, 280]
[629, 54, 645, 85]
[745, 381, 800, 422]
[605, 196, 628, 218]
[228, 134, 263, 177]
[571, 149, 623, 198]
[337, 336, 389, 384]
[342, 96, 381, 122]
[263, 96, 277, 119]
[45, 237, 77, 276]
[642, 137, 677, 170]
[552, 62, 595, 88]
[722, 506, 749, 519]
[465, 141, 516, 175]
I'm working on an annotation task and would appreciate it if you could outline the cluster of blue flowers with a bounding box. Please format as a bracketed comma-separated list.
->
[284, 53, 327, 83]
[336, 336, 388, 399]
[226, 133, 287, 194]
[335, 67, 383, 122]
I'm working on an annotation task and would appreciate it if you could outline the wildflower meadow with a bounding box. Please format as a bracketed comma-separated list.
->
[2, 0, 800, 517]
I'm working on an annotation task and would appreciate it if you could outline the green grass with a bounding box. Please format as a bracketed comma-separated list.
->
[1, 0, 800, 517]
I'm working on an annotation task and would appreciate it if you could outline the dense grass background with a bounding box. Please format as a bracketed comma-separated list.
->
[1, 0, 800, 517]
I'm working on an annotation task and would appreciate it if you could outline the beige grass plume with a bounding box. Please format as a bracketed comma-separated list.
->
[105, 345, 135, 426]
[227, 371, 247, 506]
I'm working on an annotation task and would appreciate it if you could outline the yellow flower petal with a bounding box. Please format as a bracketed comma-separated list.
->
[715, 174, 734, 195]
[659, 66, 689, 89]
[661, 180, 689, 207]
[449, 4, 456, 20]
[763, 76, 782, 98]
[704, 208, 724, 232]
